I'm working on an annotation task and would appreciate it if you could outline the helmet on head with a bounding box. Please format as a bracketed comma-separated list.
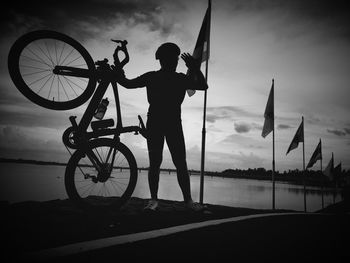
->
[155, 42, 180, 60]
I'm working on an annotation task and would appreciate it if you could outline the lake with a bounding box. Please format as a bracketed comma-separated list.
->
[0, 163, 340, 212]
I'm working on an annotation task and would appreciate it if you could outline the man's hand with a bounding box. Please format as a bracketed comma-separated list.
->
[110, 65, 125, 80]
[181, 53, 200, 70]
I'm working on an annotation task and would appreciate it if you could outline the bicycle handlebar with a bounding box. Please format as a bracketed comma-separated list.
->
[112, 39, 129, 68]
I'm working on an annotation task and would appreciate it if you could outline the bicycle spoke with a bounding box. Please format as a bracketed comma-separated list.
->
[44, 41, 56, 66]
[57, 74, 60, 101]
[57, 76, 70, 100]
[22, 69, 52, 76]
[60, 47, 74, 65]
[37, 74, 54, 95]
[62, 76, 79, 97]
[26, 46, 53, 68]
[27, 72, 52, 86]
[21, 54, 51, 66]
[65, 55, 83, 66]
[34, 42, 55, 67]
[62, 75, 85, 91]
[81, 183, 97, 197]
[58, 42, 66, 65]
[110, 179, 126, 193]
[54, 40, 58, 65]
[48, 74, 55, 100]
[20, 64, 51, 71]
[109, 180, 121, 194]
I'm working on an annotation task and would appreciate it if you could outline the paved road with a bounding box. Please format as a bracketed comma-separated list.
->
[43, 213, 350, 262]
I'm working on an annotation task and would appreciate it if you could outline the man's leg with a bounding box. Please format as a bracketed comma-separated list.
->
[166, 122, 192, 202]
[147, 120, 164, 200]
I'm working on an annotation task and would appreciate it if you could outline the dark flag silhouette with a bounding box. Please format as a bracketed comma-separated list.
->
[286, 118, 304, 155]
[334, 162, 342, 182]
[323, 153, 334, 180]
[261, 79, 274, 138]
[187, 0, 211, 97]
[306, 139, 322, 169]
[286, 116, 306, 211]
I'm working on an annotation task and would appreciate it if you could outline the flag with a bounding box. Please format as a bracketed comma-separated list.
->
[306, 139, 322, 169]
[323, 153, 334, 180]
[286, 118, 304, 155]
[261, 79, 274, 138]
[187, 0, 211, 97]
[334, 162, 342, 181]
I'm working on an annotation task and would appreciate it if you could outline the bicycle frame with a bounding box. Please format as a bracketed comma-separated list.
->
[54, 57, 142, 171]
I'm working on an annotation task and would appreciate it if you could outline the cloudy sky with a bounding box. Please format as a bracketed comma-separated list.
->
[1, 0, 350, 172]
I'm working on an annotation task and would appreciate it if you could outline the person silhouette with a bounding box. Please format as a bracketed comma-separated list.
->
[117, 42, 208, 211]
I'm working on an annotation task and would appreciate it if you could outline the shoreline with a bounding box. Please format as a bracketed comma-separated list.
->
[0, 157, 341, 188]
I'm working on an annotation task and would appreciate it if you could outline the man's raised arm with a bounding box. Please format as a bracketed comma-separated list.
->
[113, 68, 148, 89]
[181, 53, 208, 91]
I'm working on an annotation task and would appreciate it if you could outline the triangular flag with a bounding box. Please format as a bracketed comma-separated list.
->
[306, 139, 322, 169]
[187, 0, 211, 97]
[286, 118, 304, 155]
[323, 153, 334, 180]
[262, 79, 274, 138]
[334, 162, 342, 181]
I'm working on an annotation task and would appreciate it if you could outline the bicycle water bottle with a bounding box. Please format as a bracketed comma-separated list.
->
[94, 98, 109, 120]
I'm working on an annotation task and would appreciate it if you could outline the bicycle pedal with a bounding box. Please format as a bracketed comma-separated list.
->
[91, 119, 114, 130]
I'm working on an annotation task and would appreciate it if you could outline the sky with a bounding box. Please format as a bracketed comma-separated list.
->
[1, 0, 350, 172]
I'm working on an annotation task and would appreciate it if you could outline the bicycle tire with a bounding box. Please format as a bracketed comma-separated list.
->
[8, 30, 96, 110]
[65, 138, 138, 209]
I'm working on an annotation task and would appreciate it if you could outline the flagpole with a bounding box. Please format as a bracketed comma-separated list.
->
[199, 60, 208, 204]
[199, 0, 211, 204]
[321, 152, 324, 209]
[272, 79, 275, 210]
[302, 116, 306, 212]
[333, 153, 336, 204]
[320, 139, 325, 209]
[272, 116, 275, 210]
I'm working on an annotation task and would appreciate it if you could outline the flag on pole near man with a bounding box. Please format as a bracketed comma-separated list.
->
[189, 0, 211, 204]
[286, 118, 304, 155]
[306, 139, 322, 169]
[262, 79, 274, 138]
[187, 0, 211, 97]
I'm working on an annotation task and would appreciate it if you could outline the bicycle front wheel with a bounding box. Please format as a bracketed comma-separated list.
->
[65, 139, 138, 209]
[8, 30, 96, 110]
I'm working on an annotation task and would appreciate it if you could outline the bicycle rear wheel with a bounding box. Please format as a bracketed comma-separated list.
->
[65, 138, 138, 209]
[8, 30, 96, 110]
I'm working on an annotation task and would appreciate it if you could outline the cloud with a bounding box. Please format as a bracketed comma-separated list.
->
[327, 129, 346, 137]
[277, 124, 292, 130]
[220, 134, 265, 150]
[345, 128, 350, 135]
[223, 0, 350, 40]
[234, 122, 251, 133]
[193, 106, 261, 124]
[1, 0, 195, 44]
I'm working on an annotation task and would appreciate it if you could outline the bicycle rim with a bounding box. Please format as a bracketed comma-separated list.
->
[65, 139, 137, 208]
[8, 30, 96, 110]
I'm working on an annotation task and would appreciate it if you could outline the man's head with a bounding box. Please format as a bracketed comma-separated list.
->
[155, 42, 180, 71]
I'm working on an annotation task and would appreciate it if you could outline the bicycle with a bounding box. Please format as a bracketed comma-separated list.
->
[8, 30, 147, 209]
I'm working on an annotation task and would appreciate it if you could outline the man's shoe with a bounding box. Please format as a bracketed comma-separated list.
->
[144, 199, 159, 211]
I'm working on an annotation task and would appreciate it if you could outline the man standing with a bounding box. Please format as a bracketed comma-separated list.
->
[118, 42, 208, 211]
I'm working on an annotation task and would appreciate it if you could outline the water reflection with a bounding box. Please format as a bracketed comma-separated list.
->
[0, 163, 342, 212]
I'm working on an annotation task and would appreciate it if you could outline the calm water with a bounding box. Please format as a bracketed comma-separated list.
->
[0, 163, 340, 212]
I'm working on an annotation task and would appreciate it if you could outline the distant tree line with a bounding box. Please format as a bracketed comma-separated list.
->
[220, 167, 350, 187]
[1, 157, 349, 187]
